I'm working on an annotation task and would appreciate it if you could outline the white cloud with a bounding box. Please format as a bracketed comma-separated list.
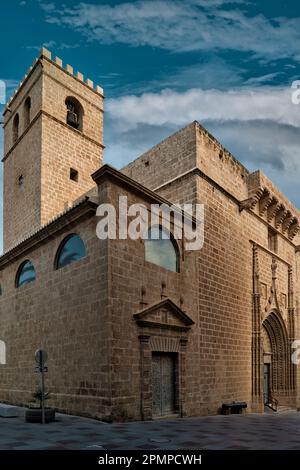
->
[107, 86, 300, 132]
[42, 0, 300, 60]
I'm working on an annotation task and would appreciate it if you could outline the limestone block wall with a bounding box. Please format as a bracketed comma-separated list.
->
[3, 118, 42, 250]
[0, 216, 110, 420]
[122, 122, 198, 190]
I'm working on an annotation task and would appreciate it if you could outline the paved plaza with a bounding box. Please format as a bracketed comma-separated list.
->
[0, 410, 300, 450]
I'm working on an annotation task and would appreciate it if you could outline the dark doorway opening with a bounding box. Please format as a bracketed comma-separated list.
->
[264, 363, 270, 405]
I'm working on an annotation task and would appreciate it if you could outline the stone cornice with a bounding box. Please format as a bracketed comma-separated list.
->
[135, 320, 191, 332]
[2, 109, 42, 162]
[241, 186, 300, 241]
[92, 164, 197, 226]
[154, 166, 241, 206]
[150, 166, 299, 247]
[3, 69, 103, 128]
[2, 110, 104, 162]
[133, 298, 195, 326]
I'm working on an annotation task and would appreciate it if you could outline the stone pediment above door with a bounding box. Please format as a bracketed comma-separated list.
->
[133, 298, 195, 332]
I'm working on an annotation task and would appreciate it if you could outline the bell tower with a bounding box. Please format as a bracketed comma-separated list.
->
[2, 48, 104, 251]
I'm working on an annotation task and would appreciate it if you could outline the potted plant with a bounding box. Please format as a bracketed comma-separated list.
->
[25, 387, 55, 423]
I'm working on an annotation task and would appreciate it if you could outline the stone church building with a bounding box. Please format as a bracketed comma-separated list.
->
[0, 48, 300, 421]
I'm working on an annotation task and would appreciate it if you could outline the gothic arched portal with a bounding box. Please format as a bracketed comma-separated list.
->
[262, 310, 290, 398]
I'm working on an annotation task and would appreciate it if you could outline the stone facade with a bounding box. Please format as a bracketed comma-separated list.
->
[0, 49, 300, 421]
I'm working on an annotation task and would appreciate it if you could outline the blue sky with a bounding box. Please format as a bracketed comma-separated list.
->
[1, 0, 300, 251]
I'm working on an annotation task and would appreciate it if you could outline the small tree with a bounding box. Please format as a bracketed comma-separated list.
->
[32, 387, 51, 409]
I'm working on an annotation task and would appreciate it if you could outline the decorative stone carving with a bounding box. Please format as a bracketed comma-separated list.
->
[267, 197, 279, 222]
[259, 189, 272, 216]
[288, 218, 299, 240]
[252, 244, 262, 402]
[275, 204, 286, 229]
[134, 298, 194, 332]
[135, 299, 193, 420]
[282, 211, 293, 233]
[240, 186, 300, 240]
[239, 196, 257, 212]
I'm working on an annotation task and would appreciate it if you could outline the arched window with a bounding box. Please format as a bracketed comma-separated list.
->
[145, 226, 179, 272]
[16, 260, 36, 287]
[65, 96, 84, 131]
[24, 96, 31, 128]
[13, 113, 19, 143]
[55, 234, 86, 269]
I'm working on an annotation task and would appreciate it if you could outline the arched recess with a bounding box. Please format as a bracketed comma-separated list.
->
[262, 310, 290, 395]
[13, 113, 19, 143]
[65, 96, 84, 131]
[24, 96, 31, 128]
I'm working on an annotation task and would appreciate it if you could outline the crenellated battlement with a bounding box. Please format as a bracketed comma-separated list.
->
[4, 47, 104, 112]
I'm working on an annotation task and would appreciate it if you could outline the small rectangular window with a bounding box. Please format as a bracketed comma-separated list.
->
[268, 227, 278, 253]
[70, 168, 78, 182]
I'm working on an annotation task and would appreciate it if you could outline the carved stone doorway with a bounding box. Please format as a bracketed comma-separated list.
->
[133, 298, 194, 420]
[262, 310, 290, 405]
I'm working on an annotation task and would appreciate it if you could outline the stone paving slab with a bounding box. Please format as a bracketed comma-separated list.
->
[0, 411, 300, 450]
